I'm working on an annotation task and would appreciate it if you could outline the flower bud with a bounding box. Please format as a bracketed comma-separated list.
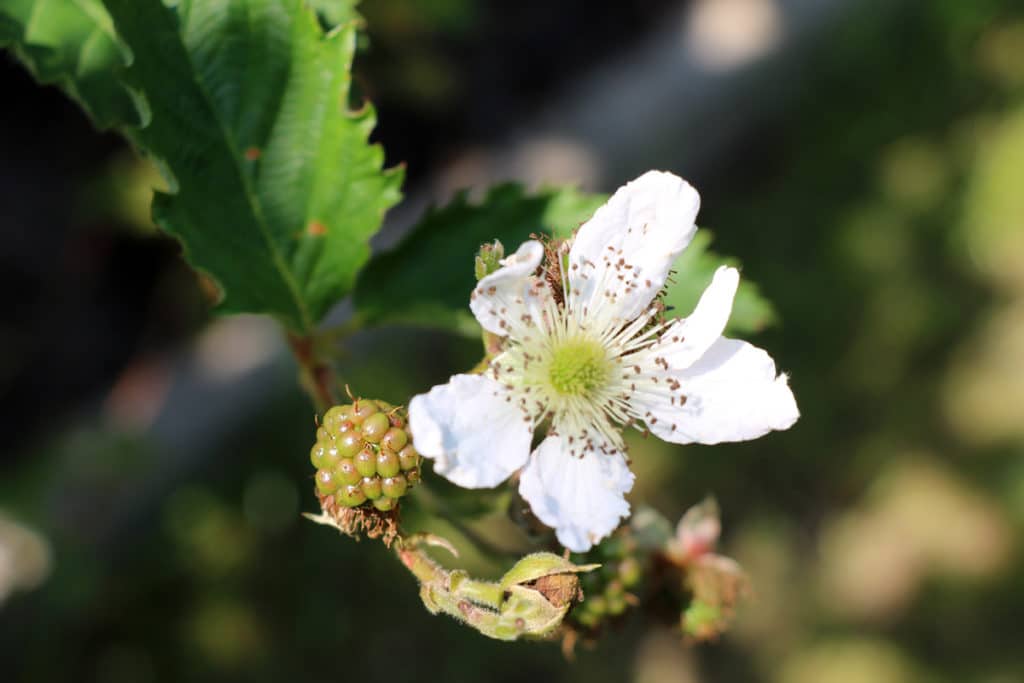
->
[666, 497, 721, 565]
[665, 498, 751, 642]
[477, 553, 598, 640]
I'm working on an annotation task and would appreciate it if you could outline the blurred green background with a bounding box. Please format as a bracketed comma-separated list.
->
[2, 1, 1024, 681]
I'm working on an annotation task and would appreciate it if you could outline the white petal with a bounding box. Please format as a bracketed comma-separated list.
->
[469, 240, 553, 338]
[519, 435, 635, 552]
[633, 337, 799, 445]
[643, 266, 739, 371]
[409, 374, 532, 488]
[567, 171, 700, 329]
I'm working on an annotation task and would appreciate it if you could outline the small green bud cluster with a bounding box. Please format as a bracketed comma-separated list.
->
[569, 531, 643, 630]
[474, 240, 505, 280]
[310, 399, 421, 512]
[681, 599, 725, 641]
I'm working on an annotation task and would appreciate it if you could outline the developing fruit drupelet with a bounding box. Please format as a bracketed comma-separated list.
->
[310, 399, 421, 512]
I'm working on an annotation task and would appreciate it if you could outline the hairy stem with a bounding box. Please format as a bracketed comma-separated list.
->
[287, 332, 339, 412]
[395, 534, 509, 631]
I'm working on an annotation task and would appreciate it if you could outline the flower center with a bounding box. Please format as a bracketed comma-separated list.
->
[546, 337, 611, 397]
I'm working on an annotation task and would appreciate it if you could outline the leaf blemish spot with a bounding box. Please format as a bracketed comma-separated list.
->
[307, 220, 328, 237]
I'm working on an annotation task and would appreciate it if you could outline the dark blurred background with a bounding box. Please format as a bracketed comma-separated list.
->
[2, 0, 1024, 681]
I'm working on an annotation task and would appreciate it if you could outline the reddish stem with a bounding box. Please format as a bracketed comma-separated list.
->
[287, 333, 338, 412]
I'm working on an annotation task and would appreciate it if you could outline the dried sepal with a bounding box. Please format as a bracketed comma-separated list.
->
[310, 490, 400, 546]
[396, 536, 594, 641]
[499, 552, 599, 590]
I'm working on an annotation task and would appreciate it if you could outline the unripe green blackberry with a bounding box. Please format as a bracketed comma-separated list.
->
[337, 432, 362, 458]
[322, 405, 351, 430]
[361, 476, 383, 500]
[376, 450, 400, 478]
[361, 412, 390, 442]
[315, 469, 340, 495]
[381, 427, 408, 452]
[336, 483, 366, 507]
[310, 398, 421, 513]
[334, 419, 356, 436]
[350, 400, 379, 424]
[310, 442, 328, 469]
[335, 459, 361, 486]
[324, 443, 342, 468]
[310, 441, 341, 470]
[398, 445, 419, 471]
[354, 447, 377, 477]
[381, 474, 407, 498]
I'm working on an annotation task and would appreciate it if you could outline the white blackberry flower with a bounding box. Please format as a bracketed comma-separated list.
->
[410, 171, 798, 551]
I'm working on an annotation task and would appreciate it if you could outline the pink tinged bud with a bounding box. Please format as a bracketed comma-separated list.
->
[668, 497, 721, 564]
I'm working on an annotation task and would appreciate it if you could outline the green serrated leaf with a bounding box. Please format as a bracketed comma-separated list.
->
[352, 184, 605, 335]
[663, 231, 778, 335]
[0, 0, 137, 129]
[306, 0, 361, 28]
[99, 0, 401, 332]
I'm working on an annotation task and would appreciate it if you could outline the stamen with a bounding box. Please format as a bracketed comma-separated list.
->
[485, 248, 685, 460]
